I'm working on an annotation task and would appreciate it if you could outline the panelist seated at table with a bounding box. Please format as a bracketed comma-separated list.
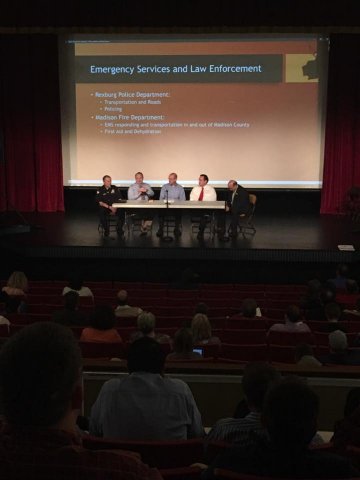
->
[190, 174, 217, 240]
[218, 179, 250, 239]
[127, 171, 154, 235]
[96, 175, 125, 237]
[157, 172, 186, 238]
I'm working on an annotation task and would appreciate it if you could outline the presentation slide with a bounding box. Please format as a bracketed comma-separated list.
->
[59, 35, 329, 188]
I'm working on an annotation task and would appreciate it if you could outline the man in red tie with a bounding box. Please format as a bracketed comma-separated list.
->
[190, 174, 217, 239]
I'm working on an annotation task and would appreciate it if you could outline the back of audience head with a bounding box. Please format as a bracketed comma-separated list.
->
[137, 311, 156, 335]
[242, 362, 281, 413]
[321, 283, 337, 304]
[63, 291, 79, 310]
[116, 289, 128, 305]
[295, 343, 315, 363]
[285, 305, 301, 323]
[90, 305, 116, 330]
[242, 298, 258, 318]
[262, 378, 319, 450]
[68, 274, 84, 291]
[127, 336, 165, 374]
[329, 330, 348, 353]
[6, 271, 28, 293]
[0, 322, 82, 428]
[337, 263, 349, 279]
[306, 279, 322, 297]
[191, 313, 212, 342]
[194, 302, 209, 315]
[325, 302, 342, 322]
[173, 328, 194, 354]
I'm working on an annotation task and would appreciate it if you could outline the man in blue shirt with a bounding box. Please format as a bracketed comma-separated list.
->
[127, 172, 154, 235]
[157, 172, 186, 238]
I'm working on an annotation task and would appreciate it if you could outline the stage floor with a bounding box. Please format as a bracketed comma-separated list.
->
[0, 211, 359, 265]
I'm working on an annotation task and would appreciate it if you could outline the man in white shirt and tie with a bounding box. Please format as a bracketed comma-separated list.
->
[190, 174, 217, 239]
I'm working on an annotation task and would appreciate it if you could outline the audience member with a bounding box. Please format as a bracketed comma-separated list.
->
[301, 279, 326, 320]
[268, 305, 311, 333]
[80, 305, 122, 343]
[194, 302, 209, 315]
[0, 294, 26, 325]
[295, 343, 322, 367]
[322, 302, 346, 333]
[332, 388, 360, 449]
[337, 279, 360, 306]
[206, 363, 281, 446]
[52, 291, 87, 327]
[114, 290, 143, 317]
[0, 292, 11, 328]
[90, 336, 204, 440]
[2, 271, 28, 297]
[321, 281, 337, 305]
[203, 379, 358, 479]
[343, 297, 360, 317]
[62, 275, 94, 298]
[328, 264, 352, 290]
[232, 298, 262, 319]
[130, 311, 170, 344]
[166, 328, 202, 361]
[320, 330, 360, 365]
[0, 322, 160, 480]
[192, 313, 221, 345]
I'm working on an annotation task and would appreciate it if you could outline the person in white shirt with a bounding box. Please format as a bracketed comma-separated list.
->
[190, 174, 217, 239]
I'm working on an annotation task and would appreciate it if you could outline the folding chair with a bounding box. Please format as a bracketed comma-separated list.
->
[98, 211, 118, 235]
[237, 193, 257, 236]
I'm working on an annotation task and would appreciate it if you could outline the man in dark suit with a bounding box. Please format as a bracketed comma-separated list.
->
[219, 180, 250, 239]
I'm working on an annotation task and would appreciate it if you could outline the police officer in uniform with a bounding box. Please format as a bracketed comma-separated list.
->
[96, 175, 125, 237]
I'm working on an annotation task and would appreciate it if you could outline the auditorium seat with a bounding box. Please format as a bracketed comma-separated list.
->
[160, 466, 202, 479]
[233, 283, 265, 292]
[210, 317, 228, 329]
[226, 317, 267, 330]
[167, 290, 199, 299]
[79, 341, 125, 359]
[200, 284, 234, 291]
[269, 345, 296, 363]
[220, 329, 267, 345]
[194, 343, 221, 358]
[26, 295, 62, 305]
[267, 331, 315, 346]
[114, 316, 138, 328]
[345, 322, 360, 333]
[24, 314, 52, 324]
[219, 344, 268, 363]
[0, 324, 9, 337]
[82, 436, 205, 469]
[213, 468, 273, 480]
[156, 316, 187, 329]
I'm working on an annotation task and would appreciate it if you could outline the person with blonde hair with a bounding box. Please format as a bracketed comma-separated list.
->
[191, 313, 221, 345]
[2, 271, 28, 296]
[130, 311, 170, 344]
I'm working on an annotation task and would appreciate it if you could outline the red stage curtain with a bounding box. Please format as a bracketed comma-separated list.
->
[320, 34, 360, 214]
[0, 34, 64, 212]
